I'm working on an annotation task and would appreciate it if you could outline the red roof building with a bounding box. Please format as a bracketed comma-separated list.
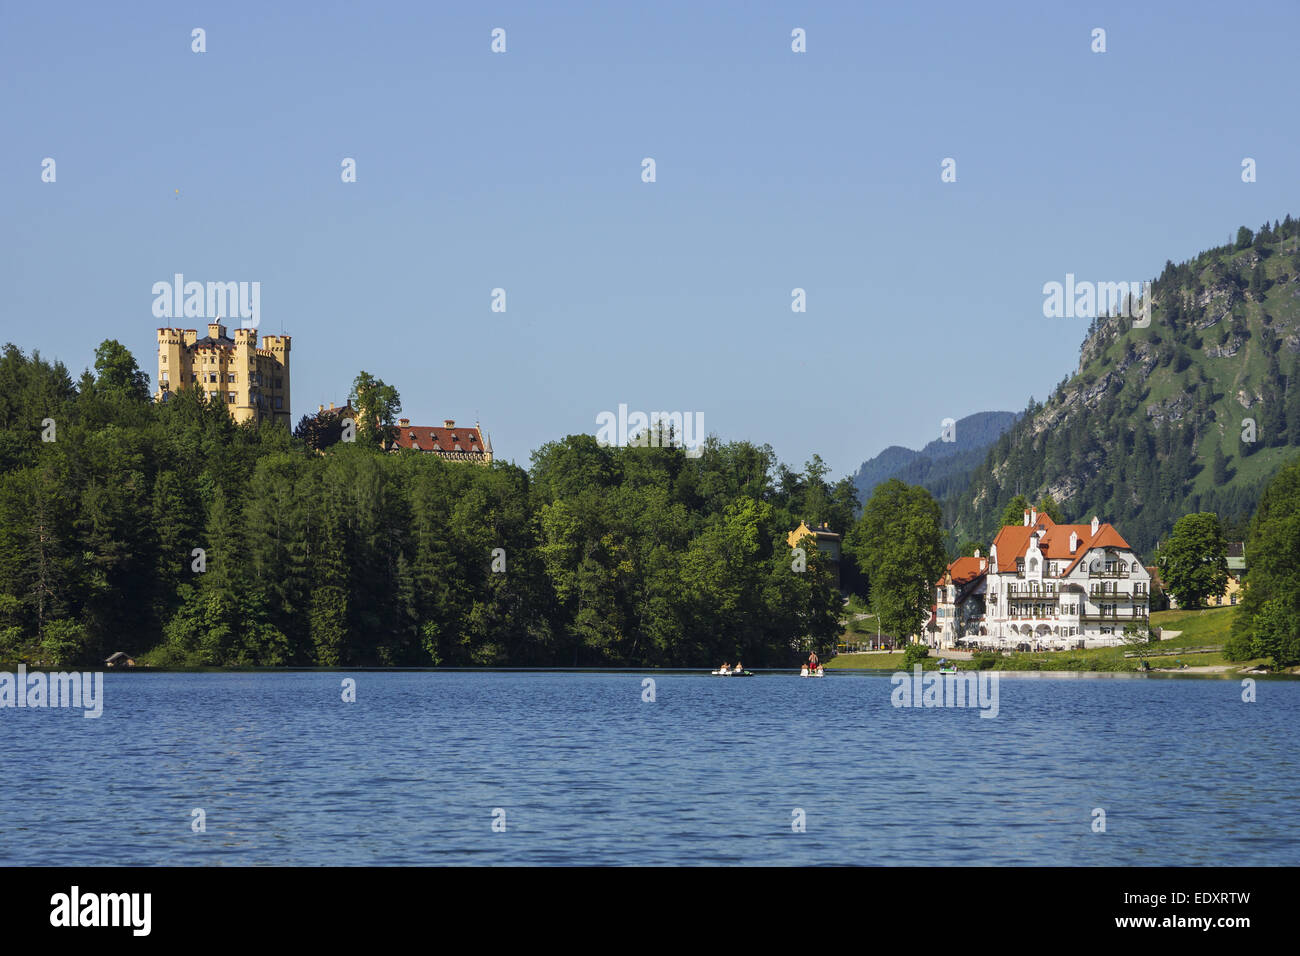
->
[389, 418, 493, 464]
[980, 508, 1150, 650]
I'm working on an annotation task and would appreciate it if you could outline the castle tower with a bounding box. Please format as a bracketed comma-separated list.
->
[155, 324, 291, 427]
[155, 327, 192, 401]
[261, 334, 291, 427]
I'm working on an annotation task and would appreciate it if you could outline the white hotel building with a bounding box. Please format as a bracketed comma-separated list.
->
[931, 508, 1151, 650]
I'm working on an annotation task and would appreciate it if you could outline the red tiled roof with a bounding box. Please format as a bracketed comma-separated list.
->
[1060, 524, 1133, 575]
[1036, 523, 1097, 559]
[940, 556, 987, 587]
[990, 524, 1037, 572]
[392, 424, 485, 454]
[991, 514, 1133, 573]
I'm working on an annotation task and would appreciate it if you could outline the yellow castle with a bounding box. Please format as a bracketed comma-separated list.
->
[155, 323, 291, 427]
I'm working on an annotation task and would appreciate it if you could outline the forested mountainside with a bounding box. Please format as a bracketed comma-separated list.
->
[946, 217, 1300, 557]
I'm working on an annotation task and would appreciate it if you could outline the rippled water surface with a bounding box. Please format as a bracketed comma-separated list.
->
[1, 670, 1296, 865]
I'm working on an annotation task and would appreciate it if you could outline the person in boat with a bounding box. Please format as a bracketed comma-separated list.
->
[808, 651, 820, 671]
[734, 660, 743, 674]
[719, 662, 730, 675]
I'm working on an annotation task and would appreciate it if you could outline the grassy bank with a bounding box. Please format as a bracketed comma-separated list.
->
[829, 605, 1270, 672]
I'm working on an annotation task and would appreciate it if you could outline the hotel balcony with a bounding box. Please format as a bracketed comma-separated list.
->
[1089, 589, 1149, 601]
[1080, 609, 1148, 622]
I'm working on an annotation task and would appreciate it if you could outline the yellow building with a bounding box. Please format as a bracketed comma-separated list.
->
[1209, 573, 1243, 607]
[156, 323, 291, 427]
[787, 520, 842, 590]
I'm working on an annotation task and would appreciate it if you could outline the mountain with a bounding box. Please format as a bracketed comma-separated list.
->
[945, 216, 1300, 557]
[852, 411, 1020, 504]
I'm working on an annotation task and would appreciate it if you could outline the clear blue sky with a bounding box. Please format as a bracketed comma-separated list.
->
[3, 0, 1297, 478]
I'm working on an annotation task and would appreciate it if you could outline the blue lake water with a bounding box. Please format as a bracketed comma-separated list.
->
[1, 670, 1296, 866]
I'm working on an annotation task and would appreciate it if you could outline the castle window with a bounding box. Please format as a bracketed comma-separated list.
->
[227, 392, 235, 404]
[275, 378, 282, 389]
[227, 373, 235, 383]
[161, 355, 167, 363]
[275, 397, 283, 409]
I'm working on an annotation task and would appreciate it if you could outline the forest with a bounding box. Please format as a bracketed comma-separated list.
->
[0, 341, 856, 668]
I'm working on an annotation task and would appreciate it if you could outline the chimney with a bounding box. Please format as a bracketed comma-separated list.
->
[1069, 531, 1079, 553]
[318, 404, 324, 413]
[1091, 516, 1100, 535]
[329, 402, 335, 410]
[980, 558, 987, 571]
[398, 418, 410, 428]
[1030, 507, 1037, 525]
[1023, 509, 1031, 526]
[207, 322, 226, 340]
[444, 419, 455, 428]
[973, 548, 980, 558]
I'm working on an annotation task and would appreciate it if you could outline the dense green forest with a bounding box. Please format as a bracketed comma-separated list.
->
[946, 216, 1300, 556]
[0, 342, 855, 668]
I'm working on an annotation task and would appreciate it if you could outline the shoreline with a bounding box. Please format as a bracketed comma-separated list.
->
[3, 663, 1295, 679]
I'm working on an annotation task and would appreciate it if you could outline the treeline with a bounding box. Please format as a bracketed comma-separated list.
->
[0, 342, 855, 668]
[1227, 455, 1300, 667]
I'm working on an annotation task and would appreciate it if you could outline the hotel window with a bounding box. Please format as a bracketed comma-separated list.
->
[228, 373, 236, 383]
[227, 392, 236, 404]
[209, 391, 219, 401]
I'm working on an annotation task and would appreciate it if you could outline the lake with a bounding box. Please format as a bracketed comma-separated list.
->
[1, 670, 1295, 865]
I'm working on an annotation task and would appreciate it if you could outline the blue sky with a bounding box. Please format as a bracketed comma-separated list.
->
[3, 0, 1297, 478]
